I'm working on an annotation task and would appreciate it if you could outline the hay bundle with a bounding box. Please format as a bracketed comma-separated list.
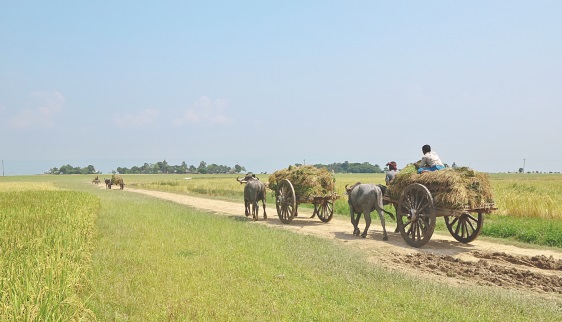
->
[386, 164, 494, 209]
[111, 174, 123, 185]
[268, 165, 335, 199]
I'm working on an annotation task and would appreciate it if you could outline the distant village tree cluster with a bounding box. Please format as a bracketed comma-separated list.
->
[45, 164, 98, 175]
[45, 160, 390, 175]
[116, 160, 246, 174]
[44, 160, 247, 175]
[311, 161, 384, 174]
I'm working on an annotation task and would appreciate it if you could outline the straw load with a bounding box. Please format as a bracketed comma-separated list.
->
[268, 165, 336, 200]
[111, 174, 124, 186]
[386, 164, 494, 209]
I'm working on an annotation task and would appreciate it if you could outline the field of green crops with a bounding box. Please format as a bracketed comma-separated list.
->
[0, 182, 99, 320]
[1, 173, 561, 320]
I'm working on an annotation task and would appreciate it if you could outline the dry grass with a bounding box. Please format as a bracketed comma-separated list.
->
[268, 165, 335, 200]
[387, 165, 494, 209]
[0, 182, 59, 191]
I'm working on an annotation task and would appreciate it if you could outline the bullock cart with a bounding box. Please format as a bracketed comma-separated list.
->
[384, 183, 497, 248]
[269, 165, 339, 224]
[274, 179, 340, 224]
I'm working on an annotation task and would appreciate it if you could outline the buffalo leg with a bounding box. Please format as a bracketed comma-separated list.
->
[350, 210, 361, 236]
[361, 212, 371, 238]
[377, 209, 389, 241]
[261, 199, 267, 219]
[253, 202, 258, 221]
[244, 200, 250, 217]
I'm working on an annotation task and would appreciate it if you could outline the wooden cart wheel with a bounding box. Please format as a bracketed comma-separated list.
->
[315, 199, 334, 223]
[276, 179, 296, 224]
[397, 183, 436, 248]
[445, 211, 484, 243]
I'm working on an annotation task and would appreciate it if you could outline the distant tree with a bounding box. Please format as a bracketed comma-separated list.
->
[45, 167, 59, 174]
[518, 168, 524, 173]
[451, 162, 457, 168]
[198, 161, 208, 174]
[160, 160, 169, 173]
[83, 165, 95, 174]
[342, 161, 349, 172]
[180, 161, 188, 174]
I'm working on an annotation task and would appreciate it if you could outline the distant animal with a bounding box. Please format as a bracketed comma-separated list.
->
[115, 178, 124, 189]
[345, 182, 395, 240]
[111, 175, 125, 190]
[236, 174, 267, 221]
[104, 178, 112, 189]
[92, 175, 100, 185]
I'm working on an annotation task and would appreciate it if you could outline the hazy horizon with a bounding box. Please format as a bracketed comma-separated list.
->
[1, 157, 554, 176]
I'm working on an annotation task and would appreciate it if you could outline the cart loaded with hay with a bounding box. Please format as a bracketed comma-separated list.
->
[385, 165, 497, 248]
[268, 165, 339, 224]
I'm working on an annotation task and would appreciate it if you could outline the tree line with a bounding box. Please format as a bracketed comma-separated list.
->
[45, 160, 247, 175]
[44, 164, 98, 175]
[116, 160, 246, 174]
[311, 161, 384, 173]
[45, 160, 385, 175]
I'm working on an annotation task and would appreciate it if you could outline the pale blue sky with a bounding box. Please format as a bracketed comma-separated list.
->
[1, 1, 561, 175]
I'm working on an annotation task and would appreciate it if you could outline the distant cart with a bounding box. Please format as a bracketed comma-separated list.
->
[274, 179, 340, 224]
[384, 183, 497, 248]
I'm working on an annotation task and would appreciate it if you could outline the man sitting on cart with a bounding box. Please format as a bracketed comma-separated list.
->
[417, 144, 445, 174]
[385, 161, 399, 185]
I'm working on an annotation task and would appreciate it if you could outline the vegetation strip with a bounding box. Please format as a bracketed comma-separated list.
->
[0, 189, 99, 321]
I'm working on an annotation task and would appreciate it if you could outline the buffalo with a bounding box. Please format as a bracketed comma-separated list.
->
[237, 174, 267, 221]
[114, 177, 125, 190]
[104, 178, 112, 189]
[346, 182, 395, 240]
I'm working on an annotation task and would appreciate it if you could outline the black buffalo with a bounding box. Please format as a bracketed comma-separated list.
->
[237, 174, 267, 221]
[346, 182, 395, 240]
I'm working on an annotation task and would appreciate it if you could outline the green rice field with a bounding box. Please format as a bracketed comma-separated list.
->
[1, 173, 561, 320]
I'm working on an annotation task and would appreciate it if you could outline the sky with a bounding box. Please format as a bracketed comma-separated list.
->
[1, 1, 561, 175]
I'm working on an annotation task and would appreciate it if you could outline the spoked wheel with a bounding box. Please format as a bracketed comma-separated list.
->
[314, 199, 334, 223]
[276, 179, 296, 224]
[445, 211, 484, 243]
[397, 183, 436, 248]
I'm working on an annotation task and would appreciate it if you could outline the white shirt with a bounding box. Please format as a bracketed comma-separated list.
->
[420, 151, 444, 167]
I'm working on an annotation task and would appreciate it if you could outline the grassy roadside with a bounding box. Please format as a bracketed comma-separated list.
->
[2, 176, 561, 320]
[124, 173, 562, 248]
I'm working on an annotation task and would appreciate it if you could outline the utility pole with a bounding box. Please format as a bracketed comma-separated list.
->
[2, 160, 3, 176]
[523, 158, 526, 173]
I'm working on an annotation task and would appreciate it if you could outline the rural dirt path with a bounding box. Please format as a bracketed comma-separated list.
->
[118, 186, 562, 298]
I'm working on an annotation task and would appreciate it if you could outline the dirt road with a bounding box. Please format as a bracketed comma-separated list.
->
[123, 187, 562, 297]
